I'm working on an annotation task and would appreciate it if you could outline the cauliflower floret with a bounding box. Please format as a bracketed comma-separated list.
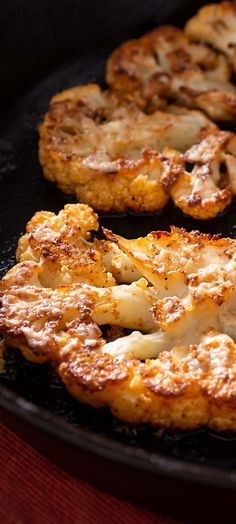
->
[17, 203, 100, 260]
[16, 203, 116, 288]
[185, 2, 236, 72]
[107, 25, 236, 120]
[39, 83, 216, 213]
[161, 131, 236, 219]
[17, 203, 142, 287]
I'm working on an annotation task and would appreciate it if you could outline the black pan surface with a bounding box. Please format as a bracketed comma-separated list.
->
[1, 1, 236, 521]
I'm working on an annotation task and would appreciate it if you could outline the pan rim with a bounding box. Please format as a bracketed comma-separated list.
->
[1, 381, 236, 491]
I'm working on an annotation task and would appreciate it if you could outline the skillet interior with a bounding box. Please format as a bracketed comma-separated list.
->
[1, 0, 236, 514]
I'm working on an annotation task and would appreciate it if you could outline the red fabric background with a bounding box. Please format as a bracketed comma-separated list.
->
[0, 422, 183, 524]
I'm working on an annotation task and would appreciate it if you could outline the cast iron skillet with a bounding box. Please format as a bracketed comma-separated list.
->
[1, 0, 236, 521]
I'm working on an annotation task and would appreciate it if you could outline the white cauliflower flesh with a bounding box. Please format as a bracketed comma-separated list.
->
[39, 83, 217, 213]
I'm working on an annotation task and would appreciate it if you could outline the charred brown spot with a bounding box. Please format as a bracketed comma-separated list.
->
[60, 347, 129, 392]
[188, 193, 202, 206]
[167, 48, 192, 73]
[144, 377, 189, 397]
[152, 297, 185, 326]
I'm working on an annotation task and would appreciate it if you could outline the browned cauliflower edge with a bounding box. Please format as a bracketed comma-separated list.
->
[39, 83, 218, 214]
[185, 2, 236, 73]
[161, 131, 236, 220]
[1, 206, 236, 431]
[106, 24, 236, 121]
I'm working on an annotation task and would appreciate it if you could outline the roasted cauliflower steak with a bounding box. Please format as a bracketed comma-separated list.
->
[107, 25, 236, 121]
[2, 204, 236, 431]
[39, 83, 217, 213]
[39, 5, 236, 218]
[185, 2, 236, 73]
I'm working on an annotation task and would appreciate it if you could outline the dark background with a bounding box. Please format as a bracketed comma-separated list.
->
[0, 0, 208, 107]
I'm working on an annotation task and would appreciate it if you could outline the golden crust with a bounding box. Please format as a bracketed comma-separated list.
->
[15, 203, 116, 288]
[2, 267, 236, 430]
[105, 225, 236, 291]
[107, 25, 236, 121]
[39, 83, 217, 213]
[2, 205, 236, 430]
[162, 131, 236, 219]
[185, 2, 236, 72]
[39, 84, 168, 212]
[106, 33, 171, 113]
[59, 331, 236, 431]
[5, 203, 142, 290]
[39, 82, 236, 219]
